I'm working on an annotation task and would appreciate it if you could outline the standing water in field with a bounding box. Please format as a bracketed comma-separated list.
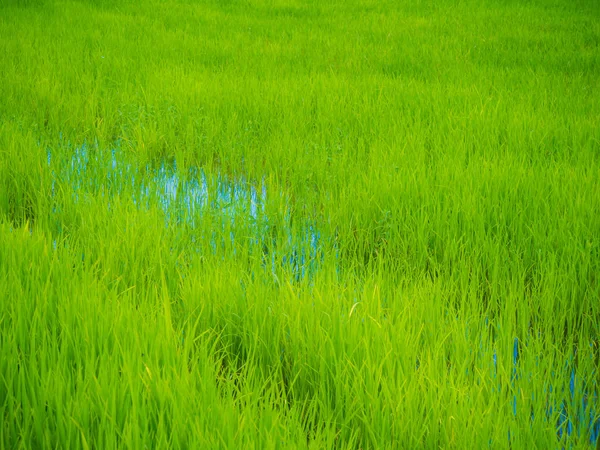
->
[46, 142, 323, 282]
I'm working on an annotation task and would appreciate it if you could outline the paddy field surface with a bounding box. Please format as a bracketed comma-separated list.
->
[1, 0, 599, 448]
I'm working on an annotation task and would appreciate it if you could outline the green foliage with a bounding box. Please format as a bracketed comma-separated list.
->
[0, 0, 599, 448]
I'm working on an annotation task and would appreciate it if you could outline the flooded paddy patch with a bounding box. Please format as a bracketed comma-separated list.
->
[46, 141, 324, 283]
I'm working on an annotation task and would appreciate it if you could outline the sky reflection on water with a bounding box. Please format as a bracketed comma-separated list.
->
[47, 142, 322, 282]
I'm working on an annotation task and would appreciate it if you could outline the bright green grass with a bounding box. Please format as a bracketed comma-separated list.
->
[1, 0, 599, 448]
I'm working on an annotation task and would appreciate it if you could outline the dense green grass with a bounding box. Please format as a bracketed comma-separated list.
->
[1, 0, 599, 448]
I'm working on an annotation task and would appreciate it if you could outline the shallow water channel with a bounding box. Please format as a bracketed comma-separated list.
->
[47, 142, 323, 282]
[45, 142, 598, 445]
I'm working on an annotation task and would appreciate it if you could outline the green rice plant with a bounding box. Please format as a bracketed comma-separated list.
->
[0, 0, 599, 447]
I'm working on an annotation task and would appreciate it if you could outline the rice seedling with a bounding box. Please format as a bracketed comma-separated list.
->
[1, 0, 599, 448]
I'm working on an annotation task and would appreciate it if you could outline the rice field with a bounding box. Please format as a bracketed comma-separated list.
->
[1, 0, 599, 448]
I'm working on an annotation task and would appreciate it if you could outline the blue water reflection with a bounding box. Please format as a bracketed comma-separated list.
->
[47, 142, 323, 282]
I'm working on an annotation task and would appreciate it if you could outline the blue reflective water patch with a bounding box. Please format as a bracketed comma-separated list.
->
[47, 142, 325, 282]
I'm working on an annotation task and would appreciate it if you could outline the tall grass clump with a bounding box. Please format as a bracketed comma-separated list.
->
[1, 0, 599, 448]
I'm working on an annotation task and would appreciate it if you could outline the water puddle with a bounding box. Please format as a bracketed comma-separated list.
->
[495, 338, 599, 446]
[46, 141, 323, 282]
